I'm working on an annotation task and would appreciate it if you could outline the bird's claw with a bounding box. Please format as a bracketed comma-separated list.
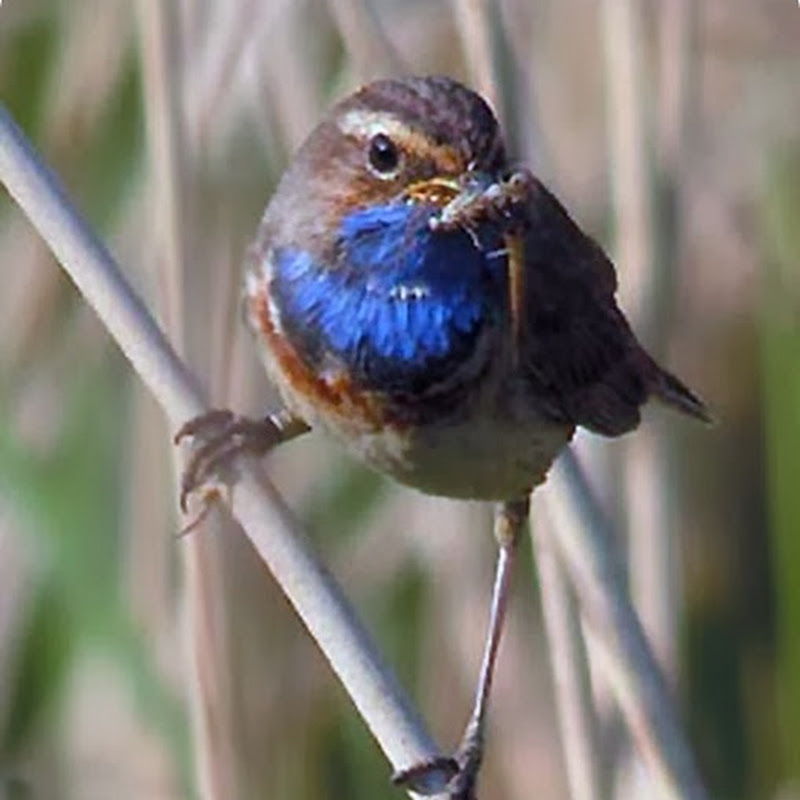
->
[174, 409, 287, 513]
[392, 736, 483, 799]
[391, 755, 459, 796]
[446, 742, 482, 800]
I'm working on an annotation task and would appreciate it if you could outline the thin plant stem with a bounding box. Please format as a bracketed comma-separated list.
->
[601, 0, 655, 326]
[543, 449, 709, 800]
[0, 102, 445, 799]
[531, 506, 604, 800]
[327, 0, 405, 79]
[135, 0, 187, 352]
[135, 3, 238, 797]
[451, 0, 498, 112]
[601, 2, 682, 794]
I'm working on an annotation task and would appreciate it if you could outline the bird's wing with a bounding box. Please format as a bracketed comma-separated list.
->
[517, 178, 677, 436]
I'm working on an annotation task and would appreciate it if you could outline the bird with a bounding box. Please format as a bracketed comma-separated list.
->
[176, 75, 709, 799]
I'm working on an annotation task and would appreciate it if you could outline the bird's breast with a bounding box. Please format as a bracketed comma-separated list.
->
[251, 199, 508, 414]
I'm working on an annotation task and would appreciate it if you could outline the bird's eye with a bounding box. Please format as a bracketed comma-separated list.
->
[367, 133, 400, 177]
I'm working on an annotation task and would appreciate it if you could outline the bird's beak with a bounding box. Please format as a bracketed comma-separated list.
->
[402, 170, 499, 210]
[402, 175, 462, 208]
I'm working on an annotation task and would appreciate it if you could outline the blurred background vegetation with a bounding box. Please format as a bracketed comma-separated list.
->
[0, 0, 798, 799]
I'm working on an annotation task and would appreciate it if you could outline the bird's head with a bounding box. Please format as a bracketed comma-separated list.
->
[262, 76, 510, 249]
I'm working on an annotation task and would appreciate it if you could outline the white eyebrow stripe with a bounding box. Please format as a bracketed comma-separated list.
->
[336, 109, 415, 141]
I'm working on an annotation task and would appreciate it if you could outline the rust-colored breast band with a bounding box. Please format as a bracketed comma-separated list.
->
[247, 283, 387, 432]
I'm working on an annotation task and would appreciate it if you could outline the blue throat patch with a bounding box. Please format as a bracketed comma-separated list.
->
[271, 201, 508, 395]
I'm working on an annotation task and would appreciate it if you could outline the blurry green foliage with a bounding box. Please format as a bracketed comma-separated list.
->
[0, 361, 189, 785]
[1, 579, 74, 758]
[760, 149, 800, 786]
[0, 16, 56, 135]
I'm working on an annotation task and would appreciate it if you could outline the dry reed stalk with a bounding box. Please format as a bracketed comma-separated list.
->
[451, 0, 501, 118]
[0, 101, 446, 799]
[544, 450, 708, 800]
[327, 0, 406, 79]
[531, 504, 604, 800]
[135, 1, 242, 797]
[601, 1, 685, 793]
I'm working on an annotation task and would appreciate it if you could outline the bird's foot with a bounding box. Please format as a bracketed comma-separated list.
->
[174, 409, 306, 514]
[392, 729, 483, 799]
[392, 756, 459, 797]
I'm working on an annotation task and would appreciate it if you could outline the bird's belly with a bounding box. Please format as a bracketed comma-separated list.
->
[259, 323, 574, 498]
[336, 410, 573, 501]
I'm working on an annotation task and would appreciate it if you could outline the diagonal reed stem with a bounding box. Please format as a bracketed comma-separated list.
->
[0, 102, 443, 799]
[531, 506, 605, 800]
[135, 2, 238, 798]
[544, 450, 709, 800]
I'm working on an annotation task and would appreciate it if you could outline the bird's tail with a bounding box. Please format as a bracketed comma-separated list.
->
[647, 358, 711, 423]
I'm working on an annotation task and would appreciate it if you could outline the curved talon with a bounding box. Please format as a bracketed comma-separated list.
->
[177, 486, 223, 536]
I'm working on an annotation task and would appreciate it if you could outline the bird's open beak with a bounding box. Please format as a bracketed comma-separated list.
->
[402, 170, 498, 212]
[401, 175, 462, 208]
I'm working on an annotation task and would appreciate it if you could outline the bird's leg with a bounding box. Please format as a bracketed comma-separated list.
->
[448, 496, 530, 799]
[393, 496, 530, 799]
[174, 408, 309, 512]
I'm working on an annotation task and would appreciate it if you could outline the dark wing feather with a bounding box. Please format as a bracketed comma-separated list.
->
[518, 178, 708, 436]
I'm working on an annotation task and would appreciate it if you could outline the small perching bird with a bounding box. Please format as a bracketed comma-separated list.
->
[177, 75, 708, 799]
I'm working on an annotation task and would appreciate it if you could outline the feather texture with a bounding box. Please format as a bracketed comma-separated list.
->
[270, 200, 506, 396]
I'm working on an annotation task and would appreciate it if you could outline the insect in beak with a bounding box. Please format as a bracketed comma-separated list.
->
[504, 230, 526, 364]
